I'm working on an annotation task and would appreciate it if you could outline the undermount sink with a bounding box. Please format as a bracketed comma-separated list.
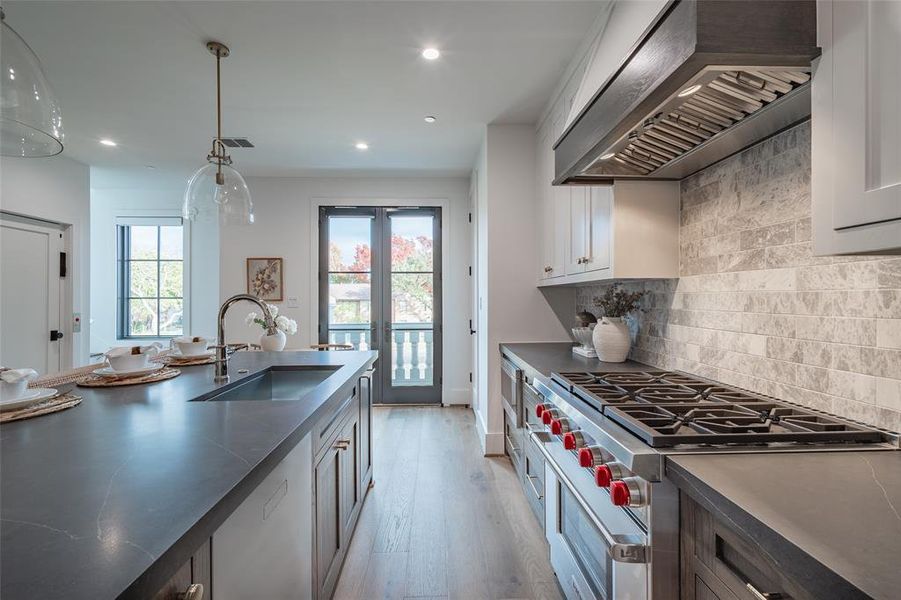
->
[197, 366, 341, 402]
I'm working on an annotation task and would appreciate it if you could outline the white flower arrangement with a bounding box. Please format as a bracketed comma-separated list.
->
[246, 304, 298, 336]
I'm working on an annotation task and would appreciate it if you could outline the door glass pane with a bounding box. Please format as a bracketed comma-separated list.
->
[560, 485, 612, 598]
[390, 216, 433, 271]
[389, 327, 433, 386]
[328, 273, 371, 326]
[391, 273, 433, 323]
[328, 217, 372, 272]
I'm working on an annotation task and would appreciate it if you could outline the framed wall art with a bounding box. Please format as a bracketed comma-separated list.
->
[246, 257, 284, 302]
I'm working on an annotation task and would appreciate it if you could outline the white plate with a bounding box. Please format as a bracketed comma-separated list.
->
[93, 364, 163, 378]
[0, 388, 58, 412]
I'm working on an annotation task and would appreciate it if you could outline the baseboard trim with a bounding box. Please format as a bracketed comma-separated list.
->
[474, 408, 504, 456]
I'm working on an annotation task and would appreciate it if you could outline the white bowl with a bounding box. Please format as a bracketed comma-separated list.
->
[174, 336, 209, 357]
[107, 353, 151, 372]
[0, 379, 28, 401]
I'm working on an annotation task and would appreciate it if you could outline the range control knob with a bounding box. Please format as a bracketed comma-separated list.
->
[563, 431, 586, 450]
[578, 445, 609, 468]
[541, 408, 560, 425]
[550, 418, 573, 435]
[610, 477, 644, 508]
[536, 403, 547, 418]
[593, 462, 626, 487]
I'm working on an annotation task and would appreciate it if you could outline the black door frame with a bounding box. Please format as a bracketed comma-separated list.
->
[318, 206, 442, 405]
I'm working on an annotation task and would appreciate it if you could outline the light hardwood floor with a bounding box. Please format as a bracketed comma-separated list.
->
[333, 406, 564, 600]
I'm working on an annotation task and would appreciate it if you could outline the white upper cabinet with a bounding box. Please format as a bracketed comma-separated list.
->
[536, 178, 679, 287]
[812, 0, 901, 254]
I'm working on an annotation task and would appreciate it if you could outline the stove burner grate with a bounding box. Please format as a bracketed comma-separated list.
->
[605, 403, 886, 447]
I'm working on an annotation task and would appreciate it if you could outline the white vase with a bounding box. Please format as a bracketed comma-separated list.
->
[260, 330, 287, 351]
[592, 317, 631, 363]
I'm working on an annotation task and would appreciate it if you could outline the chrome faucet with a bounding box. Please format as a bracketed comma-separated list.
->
[214, 293, 277, 382]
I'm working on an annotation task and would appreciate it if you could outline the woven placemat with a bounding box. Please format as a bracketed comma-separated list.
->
[77, 367, 181, 387]
[0, 392, 82, 423]
[158, 354, 216, 366]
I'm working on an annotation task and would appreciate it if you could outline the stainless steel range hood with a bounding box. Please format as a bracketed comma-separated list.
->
[554, 0, 820, 184]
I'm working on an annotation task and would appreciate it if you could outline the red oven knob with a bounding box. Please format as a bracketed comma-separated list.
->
[610, 481, 630, 506]
[610, 477, 644, 508]
[563, 431, 585, 450]
[550, 418, 572, 435]
[542, 408, 559, 425]
[536, 404, 546, 418]
[578, 445, 609, 468]
[594, 465, 613, 487]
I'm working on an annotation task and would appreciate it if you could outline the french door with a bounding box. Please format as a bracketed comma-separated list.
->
[318, 206, 442, 404]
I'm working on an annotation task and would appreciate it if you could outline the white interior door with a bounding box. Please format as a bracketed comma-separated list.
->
[1, 217, 63, 374]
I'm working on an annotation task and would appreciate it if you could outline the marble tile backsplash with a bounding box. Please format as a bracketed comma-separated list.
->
[575, 122, 901, 432]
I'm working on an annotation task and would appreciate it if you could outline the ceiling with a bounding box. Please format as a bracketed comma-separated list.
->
[4, 1, 603, 179]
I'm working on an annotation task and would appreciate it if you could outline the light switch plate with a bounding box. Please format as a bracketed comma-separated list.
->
[72, 312, 82, 333]
[287, 297, 299, 308]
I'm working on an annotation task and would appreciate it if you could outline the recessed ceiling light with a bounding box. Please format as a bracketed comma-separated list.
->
[99, 138, 117, 147]
[145, 165, 156, 170]
[599, 152, 616, 160]
[421, 48, 440, 60]
[355, 142, 369, 150]
[677, 84, 702, 98]
[424, 115, 437, 123]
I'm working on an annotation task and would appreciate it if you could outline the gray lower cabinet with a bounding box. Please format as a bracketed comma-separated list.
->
[315, 381, 367, 600]
[681, 492, 809, 600]
[151, 538, 211, 600]
[504, 374, 546, 529]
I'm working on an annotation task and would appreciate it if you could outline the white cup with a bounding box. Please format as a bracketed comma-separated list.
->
[105, 343, 161, 372]
[0, 379, 28, 401]
[173, 336, 209, 357]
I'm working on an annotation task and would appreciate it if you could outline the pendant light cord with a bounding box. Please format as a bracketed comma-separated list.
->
[216, 48, 223, 182]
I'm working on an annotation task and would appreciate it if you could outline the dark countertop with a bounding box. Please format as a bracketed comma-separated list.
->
[499, 342, 651, 380]
[667, 451, 901, 600]
[0, 350, 376, 600]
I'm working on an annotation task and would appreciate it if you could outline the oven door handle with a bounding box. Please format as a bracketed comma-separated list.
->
[533, 432, 649, 564]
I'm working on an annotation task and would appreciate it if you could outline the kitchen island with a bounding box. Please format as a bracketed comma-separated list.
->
[0, 350, 376, 600]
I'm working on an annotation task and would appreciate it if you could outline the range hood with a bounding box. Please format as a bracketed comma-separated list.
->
[554, 0, 820, 184]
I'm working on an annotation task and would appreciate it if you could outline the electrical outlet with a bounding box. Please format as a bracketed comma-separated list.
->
[287, 297, 299, 308]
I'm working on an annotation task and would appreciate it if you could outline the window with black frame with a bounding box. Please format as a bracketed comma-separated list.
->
[116, 218, 185, 338]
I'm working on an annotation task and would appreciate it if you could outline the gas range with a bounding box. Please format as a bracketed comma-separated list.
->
[552, 370, 888, 449]
[530, 369, 897, 600]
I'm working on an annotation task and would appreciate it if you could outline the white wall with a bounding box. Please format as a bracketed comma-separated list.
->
[473, 125, 572, 454]
[219, 176, 472, 406]
[0, 156, 91, 367]
[89, 173, 219, 353]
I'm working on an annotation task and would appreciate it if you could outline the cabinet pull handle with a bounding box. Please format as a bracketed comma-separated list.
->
[177, 584, 203, 600]
[526, 474, 544, 500]
[746, 583, 782, 600]
[334, 439, 351, 450]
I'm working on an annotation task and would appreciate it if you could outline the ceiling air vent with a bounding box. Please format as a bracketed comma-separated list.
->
[218, 137, 254, 148]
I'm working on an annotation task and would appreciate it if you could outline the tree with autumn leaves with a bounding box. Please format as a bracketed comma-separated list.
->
[329, 235, 433, 323]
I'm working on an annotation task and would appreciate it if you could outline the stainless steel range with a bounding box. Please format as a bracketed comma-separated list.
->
[531, 370, 897, 600]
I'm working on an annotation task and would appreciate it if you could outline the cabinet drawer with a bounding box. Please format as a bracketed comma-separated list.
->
[313, 387, 358, 458]
[523, 436, 545, 527]
[523, 383, 543, 430]
[681, 492, 809, 600]
[504, 411, 523, 474]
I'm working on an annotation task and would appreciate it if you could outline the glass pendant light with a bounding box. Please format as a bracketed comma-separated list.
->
[183, 41, 253, 225]
[0, 8, 64, 157]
